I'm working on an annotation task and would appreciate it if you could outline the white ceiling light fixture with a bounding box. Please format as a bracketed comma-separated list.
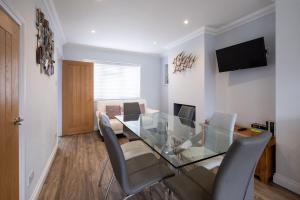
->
[183, 19, 189, 25]
[153, 41, 157, 45]
[91, 30, 96, 34]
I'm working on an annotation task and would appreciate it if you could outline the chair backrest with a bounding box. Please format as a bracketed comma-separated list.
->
[178, 105, 195, 121]
[212, 132, 271, 200]
[205, 112, 237, 152]
[209, 112, 237, 132]
[100, 113, 111, 128]
[99, 115, 131, 193]
[95, 99, 147, 114]
[123, 102, 141, 115]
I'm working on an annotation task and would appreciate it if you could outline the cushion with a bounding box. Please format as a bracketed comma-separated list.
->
[110, 118, 123, 132]
[106, 105, 121, 119]
[121, 141, 153, 160]
[196, 155, 224, 170]
[139, 103, 146, 114]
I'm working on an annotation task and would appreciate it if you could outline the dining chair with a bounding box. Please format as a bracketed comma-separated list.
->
[100, 122, 174, 200]
[177, 105, 195, 121]
[98, 114, 155, 186]
[198, 112, 237, 170]
[165, 132, 271, 200]
[123, 102, 142, 115]
[177, 112, 237, 169]
[123, 102, 142, 141]
[210, 112, 237, 131]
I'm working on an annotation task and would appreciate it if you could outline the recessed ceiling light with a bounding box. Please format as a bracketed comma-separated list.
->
[91, 30, 96, 34]
[153, 41, 157, 45]
[184, 19, 189, 25]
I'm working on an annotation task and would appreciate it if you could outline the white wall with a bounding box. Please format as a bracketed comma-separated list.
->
[62, 43, 161, 131]
[166, 34, 206, 122]
[215, 13, 276, 127]
[3, 0, 64, 199]
[274, 0, 300, 194]
[165, 32, 218, 122]
[63, 43, 161, 109]
[162, 14, 275, 124]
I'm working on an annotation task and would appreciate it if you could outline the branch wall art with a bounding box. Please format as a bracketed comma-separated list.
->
[36, 8, 55, 76]
[173, 51, 196, 73]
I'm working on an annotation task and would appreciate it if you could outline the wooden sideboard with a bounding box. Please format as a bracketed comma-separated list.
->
[235, 126, 276, 183]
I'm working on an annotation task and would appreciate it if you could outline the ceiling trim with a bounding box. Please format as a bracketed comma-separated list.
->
[217, 3, 275, 34]
[0, 0, 25, 25]
[41, 0, 66, 44]
[165, 26, 217, 50]
[164, 3, 275, 51]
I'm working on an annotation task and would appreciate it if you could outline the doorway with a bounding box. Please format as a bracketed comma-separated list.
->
[0, 7, 20, 199]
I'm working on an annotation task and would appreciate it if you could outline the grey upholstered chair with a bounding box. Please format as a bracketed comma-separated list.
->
[123, 102, 142, 141]
[100, 121, 174, 200]
[98, 114, 155, 186]
[178, 105, 195, 121]
[165, 132, 271, 200]
[99, 114, 154, 160]
[123, 102, 142, 115]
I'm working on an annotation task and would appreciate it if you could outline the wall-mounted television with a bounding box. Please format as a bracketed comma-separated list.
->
[216, 37, 267, 72]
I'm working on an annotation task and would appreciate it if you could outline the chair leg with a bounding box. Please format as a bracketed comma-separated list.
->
[149, 187, 153, 200]
[104, 175, 114, 200]
[164, 188, 170, 200]
[98, 158, 109, 187]
[170, 191, 174, 200]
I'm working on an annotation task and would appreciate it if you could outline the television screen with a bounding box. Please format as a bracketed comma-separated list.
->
[216, 37, 267, 72]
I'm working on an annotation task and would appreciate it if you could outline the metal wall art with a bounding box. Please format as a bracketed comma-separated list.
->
[36, 9, 55, 76]
[173, 51, 196, 73]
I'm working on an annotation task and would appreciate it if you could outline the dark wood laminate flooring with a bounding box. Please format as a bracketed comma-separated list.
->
[38, 132, 300, 200]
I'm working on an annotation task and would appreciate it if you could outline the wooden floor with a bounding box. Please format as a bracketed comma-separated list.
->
[39, 132, 300, 200]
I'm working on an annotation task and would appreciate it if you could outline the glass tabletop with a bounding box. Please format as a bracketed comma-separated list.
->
[115, 112, 233, 169]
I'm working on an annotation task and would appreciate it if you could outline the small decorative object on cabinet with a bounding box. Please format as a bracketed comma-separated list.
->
[35, 8, 55, 76]
[235, 125, 276, 183]
[173, 51, 196, 73]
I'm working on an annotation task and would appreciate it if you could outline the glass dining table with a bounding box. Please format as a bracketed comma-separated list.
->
[115, 112, 234, 169]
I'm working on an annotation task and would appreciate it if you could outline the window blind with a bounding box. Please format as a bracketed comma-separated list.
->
[94, 63, 141, 100]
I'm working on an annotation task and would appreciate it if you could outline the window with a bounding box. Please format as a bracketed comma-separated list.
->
[94, 63, 141, 100]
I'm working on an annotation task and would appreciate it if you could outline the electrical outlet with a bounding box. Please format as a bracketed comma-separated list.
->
[27, 170, 34, 186]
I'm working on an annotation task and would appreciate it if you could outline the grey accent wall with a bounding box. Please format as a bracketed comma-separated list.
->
[215, 13, 276, 127]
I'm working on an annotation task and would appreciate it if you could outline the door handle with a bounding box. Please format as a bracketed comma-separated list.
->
[14, 117, 24, 125]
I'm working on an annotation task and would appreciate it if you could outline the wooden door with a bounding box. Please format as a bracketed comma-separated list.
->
[62, 60, 94, 135]
[0, 8, 20, 200]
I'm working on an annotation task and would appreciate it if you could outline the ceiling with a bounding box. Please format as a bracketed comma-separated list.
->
[53, 0, 273, 54]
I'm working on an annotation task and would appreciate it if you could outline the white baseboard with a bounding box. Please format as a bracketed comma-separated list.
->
[29, 141, 58, 200]
[274, 173, 300, 195]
